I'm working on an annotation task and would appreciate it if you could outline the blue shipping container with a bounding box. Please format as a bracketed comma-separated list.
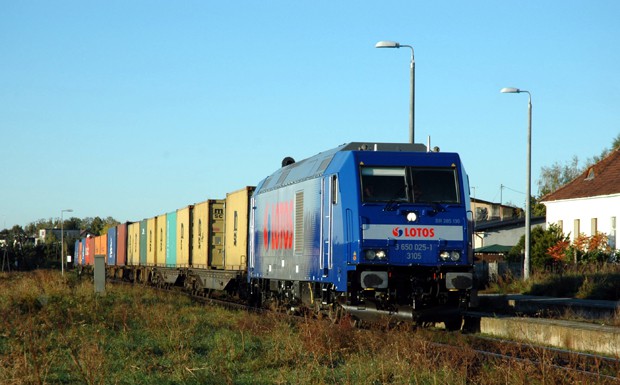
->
[107, 227, 117, 266]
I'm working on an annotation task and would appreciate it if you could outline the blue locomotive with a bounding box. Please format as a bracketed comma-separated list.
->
[86, 141, 473, 327]
[249, 142, 474, 325]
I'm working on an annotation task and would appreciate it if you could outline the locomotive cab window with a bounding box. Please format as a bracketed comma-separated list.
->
[361, 167, 408, 203]
[361, 166, 459, 204]
[411, 168, 459, 203]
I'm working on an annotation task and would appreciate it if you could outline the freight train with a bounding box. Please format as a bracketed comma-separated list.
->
[75, 142, 475, 327]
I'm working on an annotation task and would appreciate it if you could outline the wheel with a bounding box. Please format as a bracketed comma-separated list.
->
[443, 317, 463, 331]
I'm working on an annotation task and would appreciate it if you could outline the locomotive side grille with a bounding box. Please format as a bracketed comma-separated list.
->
[294, 191, 304, 255]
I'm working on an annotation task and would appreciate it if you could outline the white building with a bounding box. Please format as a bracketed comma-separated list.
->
[542, 148, 620, 250]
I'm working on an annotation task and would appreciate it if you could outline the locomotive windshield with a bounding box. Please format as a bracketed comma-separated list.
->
[361, 166, 459, 204]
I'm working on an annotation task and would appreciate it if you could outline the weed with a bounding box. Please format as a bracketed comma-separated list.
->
[0, 270, 615, 384]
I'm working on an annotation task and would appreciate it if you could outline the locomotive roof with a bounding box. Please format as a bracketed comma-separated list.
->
[255, 142, 428, 194]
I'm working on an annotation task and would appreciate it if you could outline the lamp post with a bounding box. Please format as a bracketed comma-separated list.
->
[500, 87, 532, 280]
[60, 209, 73, 276]
[375, 40, 415, 144]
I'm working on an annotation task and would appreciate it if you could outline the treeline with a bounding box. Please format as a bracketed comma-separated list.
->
[0, 216, 119, 271]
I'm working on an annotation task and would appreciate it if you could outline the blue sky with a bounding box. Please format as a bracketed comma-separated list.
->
[1, 1, 619, 229]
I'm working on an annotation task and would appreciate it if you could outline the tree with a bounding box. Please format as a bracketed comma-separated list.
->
[82, 216, 119, 235]
[508, 224, 567, 270]
[100, 216, 120, 235]
[536, 133, 620, 198]
[537, 155, 581, 197]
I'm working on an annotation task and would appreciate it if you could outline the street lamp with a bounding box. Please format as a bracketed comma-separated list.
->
[375, 40, 415, 144]
[500, 87, 532, 280]
[60, 209, 73, 276]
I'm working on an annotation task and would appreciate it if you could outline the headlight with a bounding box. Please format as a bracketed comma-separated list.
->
[440, 250, 461, 262]
[365, 249, 387, 261]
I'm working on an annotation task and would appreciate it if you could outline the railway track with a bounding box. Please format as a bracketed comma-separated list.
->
[463, 335, 620, 382]
[110, 277, 620, 382]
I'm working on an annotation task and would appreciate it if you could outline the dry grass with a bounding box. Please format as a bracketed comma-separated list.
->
[0, 270, 614, 384]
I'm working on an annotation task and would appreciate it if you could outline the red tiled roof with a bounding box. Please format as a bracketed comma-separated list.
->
[542, 148, 620, 202]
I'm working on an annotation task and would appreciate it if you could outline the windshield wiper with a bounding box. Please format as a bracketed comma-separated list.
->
[383, 186, 408, 212]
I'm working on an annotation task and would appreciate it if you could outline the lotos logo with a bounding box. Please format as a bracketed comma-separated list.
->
[263, 200, 294, 251]
[392, 226, 435, 238]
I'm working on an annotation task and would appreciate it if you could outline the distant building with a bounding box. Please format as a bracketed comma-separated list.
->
[473, 216, 546, 255]
[471, 195, 545, 265]
[471, 197, 521, 222]
[36, 229, 81, 245]
[541, 148, 620, 250]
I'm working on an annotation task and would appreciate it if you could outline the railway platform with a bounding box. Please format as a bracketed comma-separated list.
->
[476, 293, 620, 320]
[465, 294, 620, 357]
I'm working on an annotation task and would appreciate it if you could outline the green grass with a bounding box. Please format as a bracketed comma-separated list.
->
[0, 270, 610, 384]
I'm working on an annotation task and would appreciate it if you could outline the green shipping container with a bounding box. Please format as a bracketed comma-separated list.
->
[166, 212, 177, 267]
[140, 220, 147, 266]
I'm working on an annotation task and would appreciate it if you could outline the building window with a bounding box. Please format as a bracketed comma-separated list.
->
[557, 220, 563, 233]
[591, 218, 598, 236]
[574, 219, 580, 240]
[611, 217, 617, 250]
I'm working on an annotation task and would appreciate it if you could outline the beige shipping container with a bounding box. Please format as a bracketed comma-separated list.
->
[176, 206, 192, 266]
[127, 222, 141, 266]
[192, 199, 225, 268]
[156, 214, 167, 267]
[146, 217, 158, 266]
[224, 186, 255, 270]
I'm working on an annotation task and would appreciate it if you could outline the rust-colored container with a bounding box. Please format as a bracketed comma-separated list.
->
[191, 199, 225, 268]
[116, 223, 128, 266]
[95, 234, 107, 259]
[224, 186, 255, 270]
[176, 206, 192, 267]
[85, 236, 95, 266]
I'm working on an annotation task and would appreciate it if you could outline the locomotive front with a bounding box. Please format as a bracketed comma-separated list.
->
[342, 144, 474, 325]
[248, 142, 474, 327]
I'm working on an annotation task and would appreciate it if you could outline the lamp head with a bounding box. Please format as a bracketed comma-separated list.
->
[375, 40, 400, 48]
[500, 87, 520, 94]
